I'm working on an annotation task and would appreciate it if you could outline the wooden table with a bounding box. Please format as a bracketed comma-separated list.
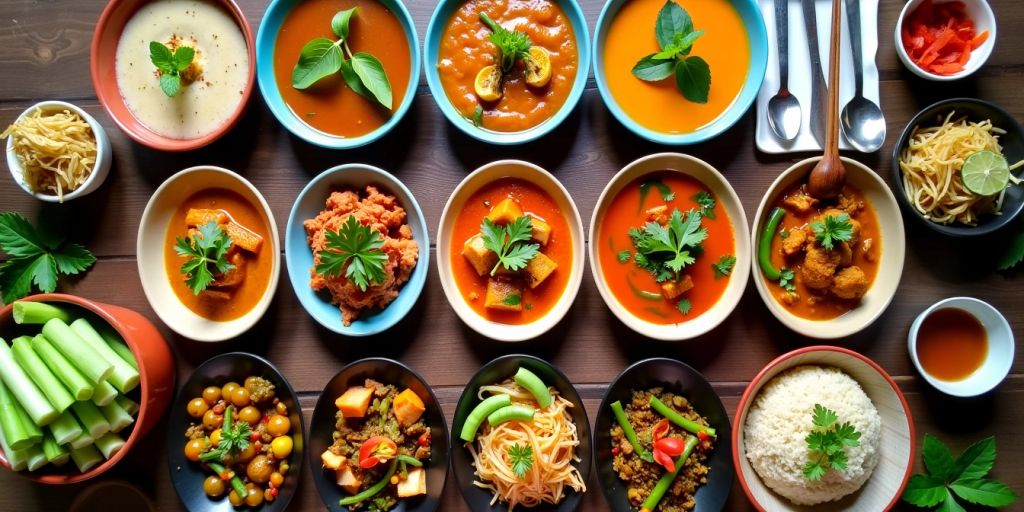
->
[1, 0, 1022, 510]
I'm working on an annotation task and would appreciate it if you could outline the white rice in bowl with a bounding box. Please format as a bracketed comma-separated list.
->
[744, 365, 881, 506]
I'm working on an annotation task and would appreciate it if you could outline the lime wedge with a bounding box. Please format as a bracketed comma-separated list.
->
[961, 150, 1010, 197]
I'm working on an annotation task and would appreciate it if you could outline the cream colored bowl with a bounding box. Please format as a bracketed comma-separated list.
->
[436, 160, 585, 342]
[137, 166, 280, 342]
[750, 157, 905, 339]
[589, 153, 750, 340]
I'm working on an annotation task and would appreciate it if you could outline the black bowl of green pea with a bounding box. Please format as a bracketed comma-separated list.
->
[451, 354, 592, 512]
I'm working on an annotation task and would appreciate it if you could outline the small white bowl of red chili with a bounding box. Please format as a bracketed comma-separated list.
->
[895, 0, 995, 81]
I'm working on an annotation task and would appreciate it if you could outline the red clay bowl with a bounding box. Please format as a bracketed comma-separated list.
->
[0, 294, 176, 484]
[90, 0, 256, 151]
[732, 346, 915, 511]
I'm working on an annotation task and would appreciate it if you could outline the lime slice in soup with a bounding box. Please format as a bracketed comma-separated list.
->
[961, 150, 1010, 197]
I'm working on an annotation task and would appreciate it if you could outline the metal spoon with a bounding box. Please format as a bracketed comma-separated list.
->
[839, 0, 886, 152]
[767, 0, 801, 140]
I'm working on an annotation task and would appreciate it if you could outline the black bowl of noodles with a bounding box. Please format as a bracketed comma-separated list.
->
[451, 354, 592, 512]
[892, 98, 1024, 237]
[595, 358, 732, 512]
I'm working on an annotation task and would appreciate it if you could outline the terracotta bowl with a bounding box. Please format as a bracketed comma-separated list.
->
[90, 0, 255, 151]
[732, 346, 915, 511]
[0, 294, 176, 484]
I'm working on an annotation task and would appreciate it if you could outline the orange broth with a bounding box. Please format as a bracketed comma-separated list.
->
[598, 172, 735, 324]
[437, 0, 578, 132]
[449, 178, 573, 325]
[604, 0, 750, 134]
[163, 189, 273, 321]
[273, 0, 411, 138]
[916, 308, 988, 381]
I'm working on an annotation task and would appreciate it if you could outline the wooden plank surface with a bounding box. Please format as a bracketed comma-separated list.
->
[1, 0, 1022, 511]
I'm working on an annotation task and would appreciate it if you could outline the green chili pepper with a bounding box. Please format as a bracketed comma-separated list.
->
[758, 207, 785, 281]
[610, 400, 653, 463]
[339, 458, 398, 506]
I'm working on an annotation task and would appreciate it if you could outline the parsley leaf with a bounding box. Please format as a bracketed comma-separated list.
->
[503, 293, 522, 307]
[692, 190, 716, 219]
[676, 298, 691, 314]
[198, 405, 250, 463]
[630, 209, 707, 283]
[479, 12, 531, 73]
[810, 213, 853, 251]
[639, 178, 674, 211]
[0, 213, 95, 304]
[803, 404, 861, 481]
[902, 435, 1018, 510]
[617, 250, 631, 263]
[508, 443, 533, 478]
[174, 221, 234, 295]
[779, 268, 796, 292]
[711, 254, 735, 278]
[315, 215, 388, 292]
[481, 217, 539, 275]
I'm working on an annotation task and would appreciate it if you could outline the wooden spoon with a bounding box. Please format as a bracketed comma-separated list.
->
[808, 0, 846, 199]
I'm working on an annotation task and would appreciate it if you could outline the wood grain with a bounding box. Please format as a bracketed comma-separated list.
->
[0, 0, 1022, 511]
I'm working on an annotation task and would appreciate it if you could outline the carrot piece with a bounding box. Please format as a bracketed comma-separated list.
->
[971, 30, 989, 49]
[224, 222, 263, 253]
[958, 44, 971, 66]
[930, 62, 964, 75]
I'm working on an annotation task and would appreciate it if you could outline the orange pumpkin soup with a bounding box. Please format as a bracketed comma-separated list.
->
[598, 172, 735, 324]
[437, 0, 578, 132]
[450, 178, 573, 325]
[273, 0, 411, 138]
[604, 0, 750, 134]
[163, 189, 273, 321]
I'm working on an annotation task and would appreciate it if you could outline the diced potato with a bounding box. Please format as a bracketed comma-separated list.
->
[397, 467, 427, 498]
[186, 208, 227, 227]
[336, 464, 362, 495]
[224, 221, 264, 253]
[524, 252, 558, 289]
[213, 252, 246, 288]
[486, 198, 524, 225]
[645, 205, 670, 225]
[528, 214, 552, 245]
[484, 278, 523, 311]
[321, 450, 345, 470]
[393, 388, 426, 427]
[660, 275, 694, 300]
[335, 386, 373, 418]
[462, 234, 497, 276]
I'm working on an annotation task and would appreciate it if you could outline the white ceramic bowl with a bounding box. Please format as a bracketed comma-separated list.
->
[733, 346, 916, 511]
[750, 157, 905, 339]
[908, 297, 1014, 397]
[436, 160, 585, 342]
[588, 153, 750, 340]
[894, 0, 996, 81]
[137, 166, 280, 342]
[6, 101, 112, 202]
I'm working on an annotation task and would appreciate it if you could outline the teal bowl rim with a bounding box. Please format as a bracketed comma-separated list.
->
[592, 0, 768, 145]
[256, 0, 421, 149]
[284, 164, 430, 336]
[423, 0, 591, 145]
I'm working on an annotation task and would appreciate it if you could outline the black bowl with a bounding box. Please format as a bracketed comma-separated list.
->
[307, 358, 449, 512]
[595, 358, 732, 512]
[166, 353, 305, 512]
[891, 98, 1024, 237]
[451, 354, 592, 512]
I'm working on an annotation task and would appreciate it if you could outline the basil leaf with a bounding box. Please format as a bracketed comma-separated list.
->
[292, 38, 343, 89]
[923, 433, 956, 482]
[173, 46, 195, 72]
[351, 52, 393, 109]
[331, 7, 358, 40]
[675, 56, 710, 103]
[159, 73, 181, 97]
[940, 489, 967, 512]
[654, 0, 692, 50]
[676, 29, 703, 53]
[901, 474, 947, 508]
[632, 54, 675, 82]
[340, 59, 373, 101]
[949, 478, 1019, 507]
[949, 436, 996, 481]
[149, 41, 175, 73]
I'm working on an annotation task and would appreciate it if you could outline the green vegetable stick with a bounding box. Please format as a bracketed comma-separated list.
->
[649, 396, 716, 437]
[30, 335, 93, 401]
[71, 401, 110, 438]
[91, 379, 118, 407]
[0, 379, 32, 450]
[758, 207, 785, 281]
[0, 420, 28, 471]
[339, 458, 398, 506]
[14, 395, 44, 445]
[99, 400, 134, 434]
[207, 461, 247, 497]
[486, 404, 536, 426]
[12, 301, 70, 325]
[94, 433, 125, 459]
[41, 431, 68, 464]
[47, 410, 83, 445]
[41, 319, 113, 385]
[69, 444, 103, 472]
[70, 319, 139, 393]
[460, 394, 512, 442]
[69, 431, 94, 450]
[100, 330, 137, 371]
[0, 338, 58, 427]
[514, 367, 552, 408]
[114, 395, 139, 416]
[610, 400, 653, 463]
[641, 436, 700, 511]
[11, 336, 74, 412]
[24, 443, 47, 471]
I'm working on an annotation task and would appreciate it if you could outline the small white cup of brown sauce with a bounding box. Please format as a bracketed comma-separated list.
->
[908, 297, 1014, 397]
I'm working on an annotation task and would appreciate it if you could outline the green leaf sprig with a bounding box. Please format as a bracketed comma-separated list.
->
[692, 190, 716, 219]
[810, 213, 854, 250]
[803, 404, 861, 481]
[902, 434, 1018, 510]
[198, 405, 251, 463]
[637, 178, 675, 212]
[174, 221, 235, 295]
[291, 8, 393, 110]
[711, 254, 735, 278]
[779, 268, 796, 292]
[0, 212, 95, 304]
[631, 1, 710, 103]
[315, 215, 389, 292]
[628, 208, 708, 283]
[479, 12, 532, 74]
[149, 41, 195, 98]
[481, 216, 540, 275]
[508, 443, 534, 478]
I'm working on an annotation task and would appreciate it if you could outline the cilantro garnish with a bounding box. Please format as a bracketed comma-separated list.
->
[693, 190, 716, 220]
[0, 212, 95, 303]
[479, 13, 531, 73]
[803, 404, 861, 481]
[481, 217, 539, 275]
[199, 405, 250, 463]
[711, 254, 735, 278]
[902, 434, 1018, 510]
[637, 178, 674, 212]
[174, 221, 234, 295]
[810, 213, 853, 251]
[508, 443, 533, 478]
[315, 215, 388, 292]
[676, 298, 692, 314]
[629, 209, 707, 283]
[617, 250, 631, 263]
[779, 268, 796, 292]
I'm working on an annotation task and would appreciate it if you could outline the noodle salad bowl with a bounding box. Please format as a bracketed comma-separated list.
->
[892, 98, 1024, 237]
[451, 354, 592, 512]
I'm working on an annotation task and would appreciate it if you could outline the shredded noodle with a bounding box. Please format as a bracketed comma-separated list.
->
[467, 382, 586, 511]
[2, 108, 97, 202]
